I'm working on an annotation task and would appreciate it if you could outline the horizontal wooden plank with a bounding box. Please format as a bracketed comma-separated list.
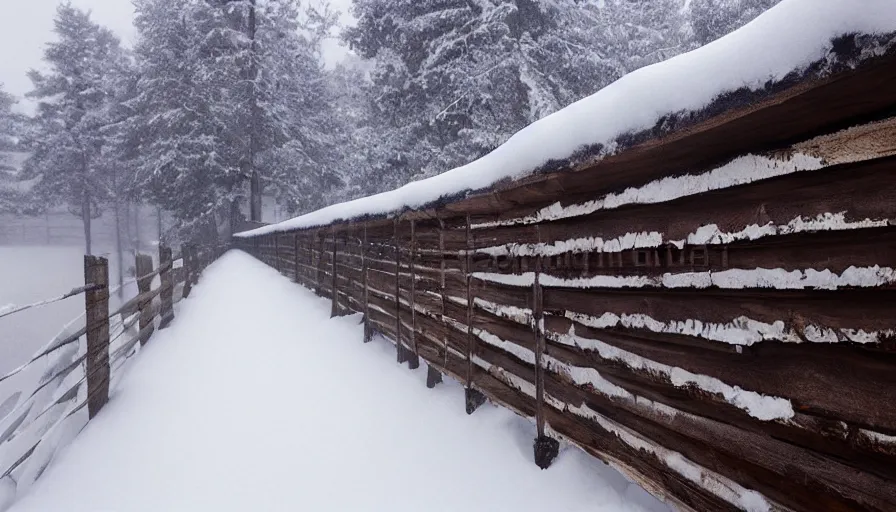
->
[471, 156, 896, 253]
[542, 286, 895, 337]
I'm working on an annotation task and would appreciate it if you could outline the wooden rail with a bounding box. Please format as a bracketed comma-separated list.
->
[235, 55, 896, 512]
[0, 242, 222, 493]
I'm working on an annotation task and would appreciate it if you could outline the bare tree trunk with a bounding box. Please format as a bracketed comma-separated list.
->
[157, 206, 163, 244]
[250, 169, 262, 222]
[82, 189, 92, 256]
[114, 199, 124, 299]
[134, 202, 141, 254]
[123, 200, 133, 255]
[230, 196, 242, 238]
[247, 0, 263, 222]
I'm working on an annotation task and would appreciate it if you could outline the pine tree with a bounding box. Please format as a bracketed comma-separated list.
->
[0, 85, 18, 180]
[129, 0, 244, 238]
[19, 3, 127, 255]
[0, 85, 22, 212]
[234, 0, 344, 217]
[129, 0, 341, 234]
[344, 0, 629, 191]
[688, 0, 783, 46]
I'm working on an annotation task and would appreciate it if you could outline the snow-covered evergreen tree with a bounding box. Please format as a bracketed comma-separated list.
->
[0, 85, 18, 181]
[343, 0, 692, 193]
[688, 0, 783, 46]
[128, 0, 341, 234]
[235, 0, 344, 216]
[0, 85, 22, 213]
[337, 0, 786, 198]
[19, 4, 127, 255]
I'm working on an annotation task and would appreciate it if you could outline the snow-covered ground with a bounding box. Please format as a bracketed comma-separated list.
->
[7, 251, 669, 512]
[0, 245, 148, 510]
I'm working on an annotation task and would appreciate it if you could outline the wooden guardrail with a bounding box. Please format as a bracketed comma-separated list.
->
[235, 48, 896, 512]
[0, 242, 221, 498]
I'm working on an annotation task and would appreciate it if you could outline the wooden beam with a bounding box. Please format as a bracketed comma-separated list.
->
[84, 255, 110, 419]
[158, 244, 174, 329]
[136, 253, 155, 347]
[407, 219, 420, 369]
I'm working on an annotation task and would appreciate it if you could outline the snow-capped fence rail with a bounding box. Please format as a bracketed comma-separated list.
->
[0, 243, 222, 502]
[234, 39, 896, 512]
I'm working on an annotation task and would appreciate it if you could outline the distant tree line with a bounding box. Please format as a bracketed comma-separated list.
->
[0, 0, 781, 253]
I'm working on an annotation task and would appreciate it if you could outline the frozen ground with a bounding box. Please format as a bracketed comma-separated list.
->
[0, 244, 149, 510]
[8, 250, 669, 512]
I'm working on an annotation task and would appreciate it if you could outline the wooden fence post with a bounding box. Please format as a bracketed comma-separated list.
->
[136, 253, 155, 346]
[331, 227, 338, 317]
[84, 255, 110, 419]
[316, 231, 324, 292]
[463, 214, 485, 414]
[293, 234, 300, 284]
[407, 219, 420, 369]
[307, 233, 313, 284]
[395, 218, 407, 364]
[362, 225, 372, 343]
[274, 234, 281, 273]
[191, 244, 200, 285]
[159, 244, 174, 329]
[182, 244, 193, 299]
[428, 217, 447, 389]
[532, 254, 558, 469]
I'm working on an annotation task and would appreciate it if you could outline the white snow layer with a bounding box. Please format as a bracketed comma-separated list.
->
[555, 404, 772, 512]
[477, 212, 891, 257]
[7, 251, 667, 512]
[473, 265, 896, 290]
[551, 326, 795, 421]
[238, 0, 896, 237]
[472, 153, 825, 228]
[564, 309, 890, 347]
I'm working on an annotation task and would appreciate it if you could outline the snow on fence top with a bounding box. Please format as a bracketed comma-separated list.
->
[237, 0, 896, 238]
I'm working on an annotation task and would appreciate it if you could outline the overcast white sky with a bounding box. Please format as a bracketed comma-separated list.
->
[0, 0, 354, 112]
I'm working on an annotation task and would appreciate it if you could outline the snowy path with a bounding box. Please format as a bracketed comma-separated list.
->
[9, 251, 668, 512]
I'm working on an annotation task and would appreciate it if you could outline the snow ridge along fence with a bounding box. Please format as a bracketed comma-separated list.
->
[0, 243, 222, 498]
[235, 50, 896, 511]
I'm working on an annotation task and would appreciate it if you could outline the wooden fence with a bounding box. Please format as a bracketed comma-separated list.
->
[0, 243, 221, 491]
[235, 48, 896, 512]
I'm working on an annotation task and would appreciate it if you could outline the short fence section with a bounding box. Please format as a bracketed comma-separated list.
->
[0, 243, 221, 499]
[235, 63, 896, 512]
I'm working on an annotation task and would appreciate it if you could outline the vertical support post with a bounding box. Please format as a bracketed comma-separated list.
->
[434, 217, 448, 383]
[407, 219, 420, 369]
[274, 234, 281, 273]
[316, 230, 324, 292]
[84, 255, 110, 419]
[395, 218, 407, 364]
[136, 253, 155, 346]
[362, 224, 372, 343]
[182, 244, 193, 299]
[293, 234, 300, 284]
[532, 253, 558, 469]
[193, 244, 201, 285]
[330, 227, 338, 317]
[159, 244, 174, 329]
[426, 366, 443, 389]
[464, 214, 485, 414]
[307, 233, 313, 284]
